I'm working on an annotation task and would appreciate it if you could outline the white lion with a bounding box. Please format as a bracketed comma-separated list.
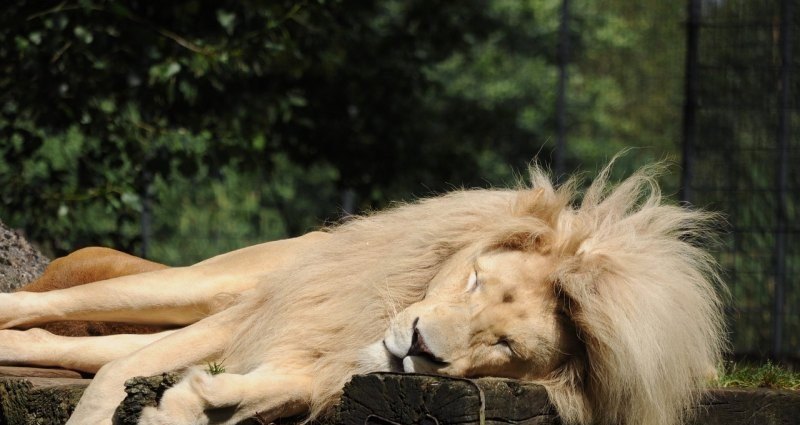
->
[0, 162, 726, 425]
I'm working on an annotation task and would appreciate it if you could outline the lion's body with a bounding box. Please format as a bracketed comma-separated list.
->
[0, 163, 726, 425]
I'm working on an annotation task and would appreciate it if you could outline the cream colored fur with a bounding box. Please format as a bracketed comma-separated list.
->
[0, 162, 726, 425]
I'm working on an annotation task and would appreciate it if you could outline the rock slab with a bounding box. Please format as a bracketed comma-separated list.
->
[113, 373, 181, 425]
[3, 372, 800, 425]
[0, 377, 89, 425]
[0, 220, 49, 293]
[338, 373, 557, 425]
[694, 387, 800, 425]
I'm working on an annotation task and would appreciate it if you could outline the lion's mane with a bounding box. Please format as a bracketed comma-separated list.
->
[222, 161, 726, 425]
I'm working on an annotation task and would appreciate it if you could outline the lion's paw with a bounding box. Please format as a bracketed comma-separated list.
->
[0, 293, 20, 329]
[139, 401, 209, 425]
[0, 292, 42, 329]
[0, 330, 21, 364]
[137, 407, 171, 425]
[0, 329, 49, 365]
[138, 405, 209, 425]
[138, 372, 210, 425]
[185, 369, 221, 405]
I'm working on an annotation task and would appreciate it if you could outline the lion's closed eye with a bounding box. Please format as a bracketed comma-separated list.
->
[494, 337, 516, 356]
[466, 269, 479, 292]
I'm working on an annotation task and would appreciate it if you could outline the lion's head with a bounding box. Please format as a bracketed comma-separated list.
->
[384, 247, 579, 381]
[377, 163, 726, 425]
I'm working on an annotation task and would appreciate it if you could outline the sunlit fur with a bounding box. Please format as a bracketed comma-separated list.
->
[220, 160, 727, 425]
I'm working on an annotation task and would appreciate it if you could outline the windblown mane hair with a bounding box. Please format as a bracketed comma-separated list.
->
[223, 161, 726, 425]
[532, 163, 726, 425]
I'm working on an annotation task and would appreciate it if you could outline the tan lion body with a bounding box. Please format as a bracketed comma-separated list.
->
[0, 164, 726, 425]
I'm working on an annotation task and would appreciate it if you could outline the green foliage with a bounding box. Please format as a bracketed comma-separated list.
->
[0, 0, 497, 256]
[148, 153, 340, 265]
[717, 361, 800, 390]
[206, 361, 226, 376]
[0, 0, 685, 262]
[568, 0, 685, 181]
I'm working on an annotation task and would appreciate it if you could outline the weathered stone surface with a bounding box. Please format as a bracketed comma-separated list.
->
[113, 373, 181, 425]
[338, 373, 558, 425]
[340, 374, 800, 425]
[476, 377, 559, 424]
[0, 377, 89, 425]
[0, 220, 49, 293]
[691, 387, 800, 425]
[2, 372, 800, 425]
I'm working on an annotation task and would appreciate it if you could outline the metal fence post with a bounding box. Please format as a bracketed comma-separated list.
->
[680, 0, 700, 204]
[772, 0, 793, 359]
[555, 0, 570, 179]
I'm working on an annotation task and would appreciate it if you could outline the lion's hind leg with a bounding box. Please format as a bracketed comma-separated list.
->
[139, 366, 312, 425]
[0, 328, 175, 373]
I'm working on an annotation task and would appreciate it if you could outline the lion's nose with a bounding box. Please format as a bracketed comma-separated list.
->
[407, 319, 441, 363]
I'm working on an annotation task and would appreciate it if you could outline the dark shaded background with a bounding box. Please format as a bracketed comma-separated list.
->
[0, 1, 797, 361]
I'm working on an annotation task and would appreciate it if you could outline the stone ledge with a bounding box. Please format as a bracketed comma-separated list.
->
[0, 377, 89, 425]
[339, 373, 556, 425]
[2, 370, 800, 425]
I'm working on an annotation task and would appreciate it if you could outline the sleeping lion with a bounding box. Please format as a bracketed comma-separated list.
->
[0, 162, 726, 425]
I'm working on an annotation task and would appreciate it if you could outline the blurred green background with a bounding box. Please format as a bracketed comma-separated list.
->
[0, 0, 683, 263]
[1, 1, 798, 359]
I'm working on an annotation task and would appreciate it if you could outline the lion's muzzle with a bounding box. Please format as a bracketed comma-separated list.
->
[407, 319, 447, 365]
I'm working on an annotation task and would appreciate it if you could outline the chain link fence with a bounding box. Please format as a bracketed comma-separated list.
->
[681, 0, 799, 360]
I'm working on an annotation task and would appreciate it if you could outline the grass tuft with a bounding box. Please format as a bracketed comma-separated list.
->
[206, 361, 226, 375]
[716, 361, 800, 390]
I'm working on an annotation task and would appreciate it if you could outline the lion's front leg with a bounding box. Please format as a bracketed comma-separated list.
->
[139, 367, 312, 425]
[65, 310, 237, 425]
[0, 328, 175, 373]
